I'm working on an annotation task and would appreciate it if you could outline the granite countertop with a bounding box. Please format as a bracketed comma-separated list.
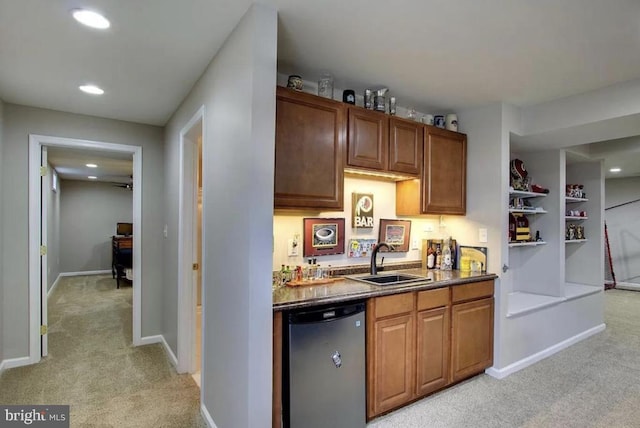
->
[273, 268, 498, 311]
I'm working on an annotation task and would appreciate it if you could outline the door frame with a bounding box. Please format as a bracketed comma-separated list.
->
[28, 134, 143, 364]
[177, 106, 205, 374]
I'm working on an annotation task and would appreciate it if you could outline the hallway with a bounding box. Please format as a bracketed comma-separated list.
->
[0, 275, 205, 427]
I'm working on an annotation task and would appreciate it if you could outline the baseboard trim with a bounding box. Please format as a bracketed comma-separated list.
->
[616, 282, 640, 291]
[138, 334, 178, 368]
[201, 404, 218, 428]
[47, 274, 62, 297]
[486, 323, 606, 379]
[0, 356, 32, 372]
[59, 270, 111, 277]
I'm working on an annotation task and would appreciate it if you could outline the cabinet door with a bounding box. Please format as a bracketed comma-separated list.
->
[416, 306, 450, 397]
[368, 314, 414, 417]
[274, 87, 345, 210]
[347, 107, 388, 170]
[423, 127, 467, 214]
[450, 297, 494, 382]
[389, 117, 423, 176]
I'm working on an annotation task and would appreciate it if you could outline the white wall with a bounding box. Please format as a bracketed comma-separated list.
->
[163, 4, 277, 427]
[0, 103, 164, 359]
[457, 102, 508, 368]
[605, 176, 640, 283]
[0, 98, 4, 362]
[46, 163, 61, 290]
[59, 180, 133, 273]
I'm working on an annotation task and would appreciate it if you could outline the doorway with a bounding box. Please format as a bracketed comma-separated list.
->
[28, 134, 143, 364]
[177, 106, 205, 384]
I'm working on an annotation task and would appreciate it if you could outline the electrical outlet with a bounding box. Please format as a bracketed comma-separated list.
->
[424, 224, 434, 232]
[287, 238, 299, 257]
[411, 238, 419, 250]
[479, 228, 488, 243]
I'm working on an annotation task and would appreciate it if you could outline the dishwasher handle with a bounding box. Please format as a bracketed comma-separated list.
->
[288, 301, 365, 324]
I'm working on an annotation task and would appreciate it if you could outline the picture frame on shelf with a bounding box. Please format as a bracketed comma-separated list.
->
[303, 218, 345, 257]
[378, 219, 411, 252]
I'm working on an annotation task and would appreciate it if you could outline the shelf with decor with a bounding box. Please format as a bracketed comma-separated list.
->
[565, 239, 588, 244]
[565, 196, 588, 203]
[508, 186, 548, 248]
[508, 241, 547, 248]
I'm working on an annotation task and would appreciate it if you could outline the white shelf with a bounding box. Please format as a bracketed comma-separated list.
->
[510, 190, 547, 198]
[509, 241, 547, 247]
[564, 282, 601, 301]
[506, 291, 565, 318]
[509, 208, 548, 214]
[565, 216, 588, 220]
[565, 239, 588, 244]
[565, 196, 588, 203]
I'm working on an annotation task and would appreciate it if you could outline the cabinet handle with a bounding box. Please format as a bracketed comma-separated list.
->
[502, 264, 509, 273]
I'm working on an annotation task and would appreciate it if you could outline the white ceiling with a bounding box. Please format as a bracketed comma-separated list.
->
[47, 146, 132, 183]
[2, 0, 640, 177]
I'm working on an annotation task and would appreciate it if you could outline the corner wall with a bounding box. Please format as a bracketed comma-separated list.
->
[0, 104, 164, 359]
[163, 4, 277, 427]
[0, 98, 4, 363]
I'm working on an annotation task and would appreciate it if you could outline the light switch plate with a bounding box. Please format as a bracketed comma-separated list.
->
[479, 228, 488, 243]
[411, 238, 419, 250]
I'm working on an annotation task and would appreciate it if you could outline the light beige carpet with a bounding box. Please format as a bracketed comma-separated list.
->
[0, 275, 206, 428]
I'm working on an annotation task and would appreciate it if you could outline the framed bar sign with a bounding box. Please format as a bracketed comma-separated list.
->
[352, 193, 374, 228]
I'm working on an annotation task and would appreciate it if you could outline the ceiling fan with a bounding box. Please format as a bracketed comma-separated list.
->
[111, 175, 133, 190]
[113, 182, 133, 191]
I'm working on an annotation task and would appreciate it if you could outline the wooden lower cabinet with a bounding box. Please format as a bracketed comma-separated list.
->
[368, 313, 415, 417]
[450, 297, 494, 382]
[367, 290, 450, 419]
[416, 306, 450, 396]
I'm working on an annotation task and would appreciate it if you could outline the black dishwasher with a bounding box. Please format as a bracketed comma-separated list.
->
[283, 301, 366, 428]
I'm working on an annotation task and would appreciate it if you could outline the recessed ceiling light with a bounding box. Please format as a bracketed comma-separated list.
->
[72, 9, 110, 29]
[88, 176, 98, 180]
[86, 163, 98, 168]
[610, 167, 622, 173]
[79, 85, 104, 95]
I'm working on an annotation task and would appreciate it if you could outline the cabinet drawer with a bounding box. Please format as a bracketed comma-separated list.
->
[417, 287, 449, 311]
[373, 293, 415, 319]
[451, 280, 494, 303]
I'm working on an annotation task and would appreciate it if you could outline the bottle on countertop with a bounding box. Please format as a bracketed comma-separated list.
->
[427, 246, 435, 269]
[435, 244, 442, 269]
[441, 238, 452, 271]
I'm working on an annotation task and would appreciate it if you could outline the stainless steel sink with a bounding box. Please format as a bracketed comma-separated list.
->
[348, 273, 430, 286]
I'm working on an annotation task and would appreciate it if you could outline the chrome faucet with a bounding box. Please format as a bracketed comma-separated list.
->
[371, 242, 391, 275]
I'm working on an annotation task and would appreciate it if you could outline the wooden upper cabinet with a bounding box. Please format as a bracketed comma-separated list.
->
[396, 126, 467, 215]
[274, 87, 346, 210]
[347, 107, 388, 171]
[423, 127, 467, 214]
[389, 117, 423, 175]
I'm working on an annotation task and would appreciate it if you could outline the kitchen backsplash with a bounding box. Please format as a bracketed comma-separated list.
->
[273, 176, 474, 271]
